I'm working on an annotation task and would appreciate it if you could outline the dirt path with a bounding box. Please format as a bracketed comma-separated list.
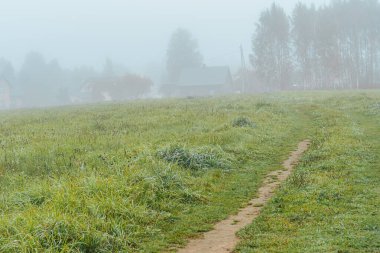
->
[177, 140, 311, 253]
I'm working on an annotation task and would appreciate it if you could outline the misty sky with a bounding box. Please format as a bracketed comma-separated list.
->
[0, 0, 328, 76]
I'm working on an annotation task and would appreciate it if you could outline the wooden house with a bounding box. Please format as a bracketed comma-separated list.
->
[175, 66, 233, 96]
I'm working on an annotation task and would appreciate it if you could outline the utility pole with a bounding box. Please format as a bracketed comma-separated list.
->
[240, 45, 247, 93]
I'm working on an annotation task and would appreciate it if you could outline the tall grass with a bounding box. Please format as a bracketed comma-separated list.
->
[1, 92, 378, 252]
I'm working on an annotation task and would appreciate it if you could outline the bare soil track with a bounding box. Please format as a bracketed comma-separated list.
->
[177, 140, 311, 253]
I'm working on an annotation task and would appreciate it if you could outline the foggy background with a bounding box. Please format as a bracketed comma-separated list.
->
[1, 0, 327, 75]
[1, 0, 379, 109]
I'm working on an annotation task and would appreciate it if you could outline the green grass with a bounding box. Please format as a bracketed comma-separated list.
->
[236, 92, 380, 252]
[0, 92, 379, 252]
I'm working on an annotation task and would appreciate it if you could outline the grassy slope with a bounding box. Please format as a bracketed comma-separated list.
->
[0, 95, 309, 252]
[0, 92, 378, 252]
[236, 92, 380, 252]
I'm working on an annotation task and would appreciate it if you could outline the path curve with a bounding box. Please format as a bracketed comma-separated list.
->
[177, 140, 311, 253]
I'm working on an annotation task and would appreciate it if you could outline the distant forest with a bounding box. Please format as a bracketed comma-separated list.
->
[0, 54, 152, 108]
[249, 0, 380, 90]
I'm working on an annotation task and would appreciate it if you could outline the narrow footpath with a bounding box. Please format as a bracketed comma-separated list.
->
[177, 140, 311, 253]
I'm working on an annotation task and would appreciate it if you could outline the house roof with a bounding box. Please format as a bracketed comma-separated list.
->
[177, 66, 232, 87]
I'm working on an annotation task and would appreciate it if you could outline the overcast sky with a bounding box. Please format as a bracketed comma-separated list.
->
[0, 0, 328, 76]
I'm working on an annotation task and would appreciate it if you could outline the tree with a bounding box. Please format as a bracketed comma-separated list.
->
[292, 3, 317, 89]
[0, 58, 15, 83]
[86, 74, 152, 102]
[113, 74, 153, 99]
[18, 52, 48, 106]
[18, 52, 64, 106]
[253, 0, 380, 90]
[166, 28, 203, 83]
[251, 4, 292, 90]
[290, 0, 380, 89]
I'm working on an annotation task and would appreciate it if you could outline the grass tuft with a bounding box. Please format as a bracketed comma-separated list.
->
[231, 117, 256, 128]
[157, 146, 232, 171]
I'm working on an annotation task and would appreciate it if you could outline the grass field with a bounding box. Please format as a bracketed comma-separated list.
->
[236, 92, 380, 252]
[0, 91, 379, 252]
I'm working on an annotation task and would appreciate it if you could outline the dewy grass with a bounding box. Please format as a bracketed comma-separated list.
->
[236, 92, 380, 253]
[0, 94, 307, 252]
[157, 145, 232, 171]
[367, 102, 380, 115]
[0, 92, 379, 252]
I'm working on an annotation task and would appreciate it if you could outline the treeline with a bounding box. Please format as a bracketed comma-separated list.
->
[251, 0, 380, 90]
[2, 0, 379, 109]
[0, 53, 152, 108]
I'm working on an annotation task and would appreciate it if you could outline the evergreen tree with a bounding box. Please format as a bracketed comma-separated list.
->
[166, 28, 203, 83]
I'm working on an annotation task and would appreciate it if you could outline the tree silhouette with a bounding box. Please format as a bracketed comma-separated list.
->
[251, 4, 292, 90]
[166, 28, 203, 83]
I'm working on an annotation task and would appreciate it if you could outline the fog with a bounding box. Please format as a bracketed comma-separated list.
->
[1, 0, 379, 109]
[1, 0, 326, 70]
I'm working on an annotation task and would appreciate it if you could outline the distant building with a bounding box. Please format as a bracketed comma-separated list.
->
[0, 78, 11, 109]
[174, 66, 233, 96]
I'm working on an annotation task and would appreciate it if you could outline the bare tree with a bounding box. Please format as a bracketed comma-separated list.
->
[251, 4, 292, 90]
[257, 0, 380, 90]
[292, 3, 317, 89]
